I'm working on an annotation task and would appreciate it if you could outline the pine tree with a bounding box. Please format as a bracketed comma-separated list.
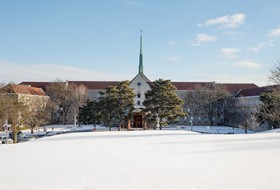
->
[115, 81, 135, 131]
[78, 100, 100, 125]
[260, 87, 280, 129]
[98, 81, 135, 131]
[260, 62, 280, 129]
[143, 79, 185, 129]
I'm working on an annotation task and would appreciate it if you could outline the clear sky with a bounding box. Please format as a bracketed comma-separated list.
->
[1, 0, 280, 86]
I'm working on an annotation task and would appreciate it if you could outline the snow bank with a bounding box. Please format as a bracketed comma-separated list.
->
[0, 130, 280, 190]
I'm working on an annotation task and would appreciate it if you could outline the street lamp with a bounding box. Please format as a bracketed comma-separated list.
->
[156, 114, 160, 130]
[3, 119, 9, 144]
[74, 115, 77, 130]
[187, 108, 193, 131]
[190, 116, 193, 131]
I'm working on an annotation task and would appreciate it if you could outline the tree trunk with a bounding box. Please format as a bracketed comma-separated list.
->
[13, 130, 18, 144]
[127, 119, 131, 131]
[31, 126, 34, 134]
[143, 121, 147, 130]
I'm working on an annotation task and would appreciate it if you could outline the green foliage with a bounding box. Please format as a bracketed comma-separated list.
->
[78, 99, 100, 125]
[260, 87, 280, 128]
[98, 81, 135, 130]
[143, 79, 185, 129]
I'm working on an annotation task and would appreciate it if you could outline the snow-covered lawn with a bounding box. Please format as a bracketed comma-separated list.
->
[1, 130, 280, 190]
[9, 124, 254, 138]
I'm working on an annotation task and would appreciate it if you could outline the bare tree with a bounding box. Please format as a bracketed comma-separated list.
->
[0, 93, 7, 129]
[46, 80, 88, 125]
[0, 94, 29, 143]
[239, 105, 260, 133]
[245, 107, 261, 132]
[185, 83, 229, 126]
[26, 98, 50, 134]
[72, 84, 88, 120]
[229, 97, 261, 133]
[269, 61, 280, 84]
[0, 82, 5, 88]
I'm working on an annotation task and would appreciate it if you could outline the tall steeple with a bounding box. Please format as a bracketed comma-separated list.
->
[139, 30, 143, 74]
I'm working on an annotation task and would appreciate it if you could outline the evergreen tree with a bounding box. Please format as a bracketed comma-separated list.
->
[260, 62, 280, 129]
[115, 81, 135, 131]
[260, 87, 280, 129]
[78, 99, 100, 125]
[99, 86, 119, 130]
[143, 79, 185, 129]
[98, 81, 135, 131]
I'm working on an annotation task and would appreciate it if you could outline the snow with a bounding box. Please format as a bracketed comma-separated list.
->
[259, 128, 280, 133]
[7, 124, 253, 137]
[169, 125, 254, 134]
[1, 130, 280, 190]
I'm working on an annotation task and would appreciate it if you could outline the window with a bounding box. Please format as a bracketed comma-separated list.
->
[137, 93, 141, 98]
[137, 82, 141, 87]
[137, 101, 141, 105]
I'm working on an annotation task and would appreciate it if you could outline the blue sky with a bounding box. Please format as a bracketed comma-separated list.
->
[1, 0, 280, 86]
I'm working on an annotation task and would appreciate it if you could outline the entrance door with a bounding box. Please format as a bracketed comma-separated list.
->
[133, 115, 142, 128]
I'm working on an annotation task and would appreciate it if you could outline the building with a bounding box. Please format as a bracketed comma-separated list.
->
[20, 33, 258, 127]
[225, 85, 275, 128]
[0, 84, 49, 131]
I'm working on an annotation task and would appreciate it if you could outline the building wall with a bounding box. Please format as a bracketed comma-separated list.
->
[129, 74, 151, 108]
[224, 96, 261, 128]
[61, 80, 262, 127]
[87, 89, 104, 101]
[0, 93, 49, 130]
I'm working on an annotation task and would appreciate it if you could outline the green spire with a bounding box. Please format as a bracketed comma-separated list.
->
[139, 30, 143, 74]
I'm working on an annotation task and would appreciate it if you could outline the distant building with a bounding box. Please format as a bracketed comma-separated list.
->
[20, 33, 259, 127]
[225, 85, 274, 128]
[0, 84, 49, 130]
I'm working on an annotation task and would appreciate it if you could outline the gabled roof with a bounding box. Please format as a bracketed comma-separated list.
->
[130, 73, 151, 83]
[0, 84, 46, 96]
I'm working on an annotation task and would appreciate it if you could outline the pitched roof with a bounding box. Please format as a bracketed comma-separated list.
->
[220, 83, 258, 93]
[130, 73, 151, 83]
[19, 82, 51, 91]
[171, 82, 258, 93]
[235, 85, 277, 97]
[0, 84, 46, 96]
[68, 81, 120, 90]
[171, 82, 213, 90]
[20, 81, 121, 90]
[20, 80, 258, 93]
